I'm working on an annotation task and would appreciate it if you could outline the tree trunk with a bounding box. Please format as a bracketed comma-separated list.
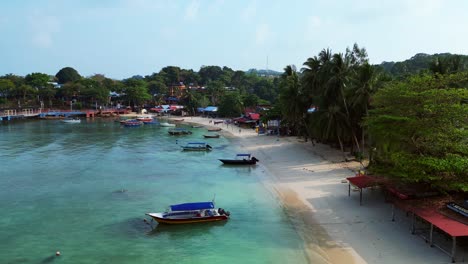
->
[337, 135, 347, 161]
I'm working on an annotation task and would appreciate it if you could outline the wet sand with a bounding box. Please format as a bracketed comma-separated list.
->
[171, 116, 454, 264]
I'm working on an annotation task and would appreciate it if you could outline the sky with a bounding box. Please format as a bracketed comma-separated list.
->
[1, 0, 468, 79]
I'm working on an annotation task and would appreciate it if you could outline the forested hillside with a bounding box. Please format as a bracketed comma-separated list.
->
[379, 53, 468, 78]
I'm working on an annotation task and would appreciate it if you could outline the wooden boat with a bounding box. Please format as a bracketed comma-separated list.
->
[146, 202, 230, 224]
[191, 125, 204, 128]
[160, 122, 176, 127]
[123, 120, 143, 127]
[181, 142, 212, 151]
[207, 127, 222, 132]
[168, 128, 192, 135]
[136, 115, 153, 122]
[173, 118, 184, 122]
[143, 120, 159, 125]
[219, 154, 259, 165]
[203, 133, 220, 138]
[62, 118, 81, 124]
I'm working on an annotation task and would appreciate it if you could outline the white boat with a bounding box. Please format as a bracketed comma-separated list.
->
[160, 122, 176, 127]
[62, 118, 81, 124]
[145, 201, 230, 224]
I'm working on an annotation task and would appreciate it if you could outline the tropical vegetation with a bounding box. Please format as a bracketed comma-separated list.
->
[0, 46, 467, 192]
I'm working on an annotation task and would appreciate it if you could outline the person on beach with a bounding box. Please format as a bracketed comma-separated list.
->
[239, 128, 241, 134]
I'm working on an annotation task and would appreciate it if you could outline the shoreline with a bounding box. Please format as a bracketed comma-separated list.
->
[180, 116, 453, 264]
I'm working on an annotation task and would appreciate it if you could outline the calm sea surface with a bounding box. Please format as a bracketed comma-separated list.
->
[0, 119, 308, 264]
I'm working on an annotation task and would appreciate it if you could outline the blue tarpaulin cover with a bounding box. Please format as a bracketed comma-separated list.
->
[204, 106, 218, 112]
[170, 202, 214, 211]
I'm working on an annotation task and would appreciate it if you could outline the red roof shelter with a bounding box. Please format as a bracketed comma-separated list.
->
[347, 175, 383, 205]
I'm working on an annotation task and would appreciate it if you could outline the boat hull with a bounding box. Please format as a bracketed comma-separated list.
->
[146, 213, 228, 224]
[219, 159, 257, 165]
[182, 147, 211, 151]
[203, 135, 220, 138]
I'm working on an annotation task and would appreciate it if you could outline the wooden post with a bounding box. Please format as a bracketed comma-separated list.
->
[348, 183, 351, 197]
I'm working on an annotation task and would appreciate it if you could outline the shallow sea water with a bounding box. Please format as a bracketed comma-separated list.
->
[0, 119, 308, 264]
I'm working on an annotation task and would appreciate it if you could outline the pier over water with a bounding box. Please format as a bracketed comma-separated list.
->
[1, 108, 129, 121]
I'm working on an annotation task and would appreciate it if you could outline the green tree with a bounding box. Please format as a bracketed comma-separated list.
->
[14, 84, 36, 101]
[199, 66, 223, 85]
[0, 79, 15, 100]
[242, 93, 259, 109]
[366, 73, 468, 191]
[122, 78, 151, 107]
[278, 65, 306, 136]
[206, 80, 225, 105]
[25, 72, 50, 89]
[55, 67, 81, 84]
[147, 79, 168, 104]
[218, 91, 243, 117]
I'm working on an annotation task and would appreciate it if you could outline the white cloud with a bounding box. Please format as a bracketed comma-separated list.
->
[184, 0, 200, 21]
[241, 1, 256, 22]
[29, 14, 61, 48]
[255, 23, 270, 46]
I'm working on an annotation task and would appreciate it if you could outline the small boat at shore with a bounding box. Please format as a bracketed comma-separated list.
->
[160, 122, 176, 127]
[192, 125, 204, 128]
[62, 118, 81, 124]
[203, 133, 220, 138]
[219, 154, 259, 165]
[173, 118, 184, 122]
[123, 120, 143, 127]
[145, 201, 230, 224]
[136, 115, 154, 122]
[207, 127, 222, 132]
[181, 142, 212, 151]
[143, 120, 159, 125]
[168, 128, 192, 135]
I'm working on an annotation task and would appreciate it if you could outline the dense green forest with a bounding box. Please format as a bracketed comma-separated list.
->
[0, 45, 467, 192]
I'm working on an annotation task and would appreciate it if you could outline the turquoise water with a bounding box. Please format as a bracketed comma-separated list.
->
[0, 119, 308, 264]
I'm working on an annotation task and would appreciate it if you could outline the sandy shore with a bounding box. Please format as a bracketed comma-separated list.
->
[169, 116, 456, 264]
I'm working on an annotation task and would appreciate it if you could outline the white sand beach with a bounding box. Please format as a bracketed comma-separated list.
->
[172, 116, 459, 264]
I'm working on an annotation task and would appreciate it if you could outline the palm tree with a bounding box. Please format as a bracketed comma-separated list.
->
[350, 63, 379, 160]
[279, 65, 306, 136]
[317, 104, 349, 160]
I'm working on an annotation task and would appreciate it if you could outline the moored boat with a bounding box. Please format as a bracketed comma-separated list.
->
[146, 201, 230, 224]
[123, 120, 143, 127]
[219, 154, 259, 165]
[168, 128, 192, 135]
[207, 127, 222, 132]
[143, 120, 159, 125]
[203, 133, 220, 138]
[136, 116, 154, 122]
[181, 142, 212, 151]
[62, 118, 81, 124]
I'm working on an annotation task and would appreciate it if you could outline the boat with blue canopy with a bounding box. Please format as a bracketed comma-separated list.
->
[145, 201, 230, 224]
[219, 154, 259, 165]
